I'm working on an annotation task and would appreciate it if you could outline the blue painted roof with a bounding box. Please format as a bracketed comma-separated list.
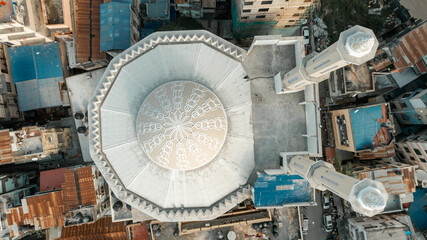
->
[140, 0, 169, 19]
[350, 105, 383, 151]
[8, 43, 63, 84]
[409, 188, 427, 232]
[100, 2, 131, 51]
[112, 0, 133, 5]
[16, 77, 63, 111]
[254, 174, 312, 207]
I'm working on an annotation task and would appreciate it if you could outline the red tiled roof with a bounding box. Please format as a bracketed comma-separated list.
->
[59, 217, 127, 240]
[130, 223, 150, 240]
[62, 169, 79, 211]
[40, 168, 67, 192]
[77, 166, 97, 206]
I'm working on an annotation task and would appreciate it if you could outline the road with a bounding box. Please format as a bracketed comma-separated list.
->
[300, 190, 329, 240]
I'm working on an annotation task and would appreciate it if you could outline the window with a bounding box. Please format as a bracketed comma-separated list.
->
[258, 8, 269, 12]
[420, 158, 427, 163]
[414, 148, 422, 155]
[241, 16, 248, 19]
[390, 102, 397, 110]
[289, 20, 295, 22]
[244, 1, 253, 5]
[410, 156, 415, 160]
[6, 82, 11, 93]
[261, 0, 272, 4]
[425, 150, 427, 154]
[298, 6, 305, 10]
[256, 15, 266, 18]
[243, 9, 251, 13]
[293, 13, 301, 17]
[400, 102, 408, 109]
[404, 147, 410, 153]
[400, 113, 409, 121]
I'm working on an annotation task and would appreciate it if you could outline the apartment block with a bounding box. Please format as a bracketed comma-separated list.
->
[236, 0, 318, 28]
[395, 129, 427, 171]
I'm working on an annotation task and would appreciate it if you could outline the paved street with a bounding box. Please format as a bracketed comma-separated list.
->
[300, 191, 329, 240]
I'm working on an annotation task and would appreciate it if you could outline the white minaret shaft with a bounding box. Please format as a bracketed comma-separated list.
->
[277, 25, 379, 93]
[288, 156, 388, 217]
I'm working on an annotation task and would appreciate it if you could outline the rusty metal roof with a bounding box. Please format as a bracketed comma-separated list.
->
[77, 166, 97, 206]
[40, 167, 67, 192]
[0, 129, 12, 164]
[373, 21, 427, 72]
[6, 207, 31, 237]
[75, 0, 105, 62]
[60, 217, 127, 240]
[355, 162, 417, 195]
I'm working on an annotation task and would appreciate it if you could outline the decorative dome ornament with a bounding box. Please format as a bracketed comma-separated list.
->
[137, 81, 228, 170]
[88, 31, 254, 222]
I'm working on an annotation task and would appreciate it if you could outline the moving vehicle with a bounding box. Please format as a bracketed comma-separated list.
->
[322, 192, 330, 210]
[302, 26, 310, 45]
[323, 214, 333, 232]
[302, 217, 309, 235]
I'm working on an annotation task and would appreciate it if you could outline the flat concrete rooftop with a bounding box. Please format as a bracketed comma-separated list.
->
[243, 43, 308, 184]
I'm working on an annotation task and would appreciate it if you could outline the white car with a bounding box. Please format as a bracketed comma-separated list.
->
[302, 218, 309, 235]
[322, 192, 330, 210]
[323, 214, 333, 232]
[302, 26, 309, 45]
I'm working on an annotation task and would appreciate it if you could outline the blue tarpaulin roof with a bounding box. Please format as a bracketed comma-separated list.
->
[350, 105, 383, 151]
[409, 188, 427, 232]
[254, 174, 312, 207]
[100, 2, 131, 51]
[8, 42, 63, 84]
[16, 77, 63, 111]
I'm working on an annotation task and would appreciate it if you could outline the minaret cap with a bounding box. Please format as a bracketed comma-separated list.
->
[345, 32, 376, 58]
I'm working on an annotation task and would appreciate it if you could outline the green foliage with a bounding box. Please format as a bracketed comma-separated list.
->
[158, 17, 205, 31]
[321, 0, 391, 42]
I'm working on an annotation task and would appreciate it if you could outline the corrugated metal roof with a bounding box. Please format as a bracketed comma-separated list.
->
[100, 2, 131, 51]
[77, 166, 97, 206]
[60, 217, 127, 240]
[0, 129, 13, 164]
[15, 77, 63, 111]
[7, 42, 63, 83]
[254, 174, 312, 207]
[40, 168, 67, 192]
[75, 0, 105, 62]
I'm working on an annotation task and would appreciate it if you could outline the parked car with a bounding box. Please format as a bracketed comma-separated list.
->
[322, 192, 330, 210]
[302, 217, 309, 235]
[323, 214, 333, 232]
[302, 26, 310, 45]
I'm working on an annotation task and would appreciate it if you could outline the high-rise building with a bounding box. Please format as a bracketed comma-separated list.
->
[395, 129, 427, 171]
[236, 0, 318, 28]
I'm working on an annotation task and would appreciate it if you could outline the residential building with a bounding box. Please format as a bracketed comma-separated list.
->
[0, 126, 73, 165]
[371, 20, 427, 74]
[236, 0, 318, 28]
[395, 129, 427, 171]
[7, 42, 65, 111]
[0, 172, 36, 195]
[175, 0, 202, 19]
[100, 2, 132, 51]
[391, 89, 427, 125]
[330, 104, 396, 160]
[74, 0, 106, 67]
[348, 214, 411, 240]
[5, 165, 109, 237]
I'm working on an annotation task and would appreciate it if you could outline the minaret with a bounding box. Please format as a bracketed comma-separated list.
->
[287, 155, 388, 217]
[275, 25, 379, 93]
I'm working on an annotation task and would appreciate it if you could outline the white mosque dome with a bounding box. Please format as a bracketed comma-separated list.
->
[88, 31, 255, 221]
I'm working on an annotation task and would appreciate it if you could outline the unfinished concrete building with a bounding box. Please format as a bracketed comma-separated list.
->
[395, 129, 427, 171]
[236, 0, 318, 28]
